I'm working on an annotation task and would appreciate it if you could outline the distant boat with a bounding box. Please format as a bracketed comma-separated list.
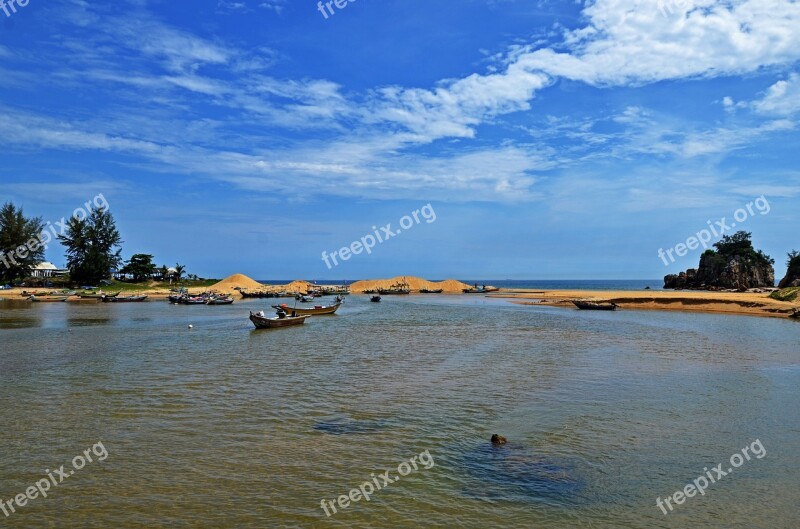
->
[249, 311, 309, 329]
[80, 291, 120, 299]
[419, 288, 443, 294]
[296, 295, 315, 302]
[572, 300, 618, 311]
[370, 295, 381, 303]
[206, 296, 234, 305]
[378, 279, 411, 295]
[30, 295, 68, 302]
[271, 302, 342, 316]
[462, 285, 499, 294]
[104, 295, 148, 302]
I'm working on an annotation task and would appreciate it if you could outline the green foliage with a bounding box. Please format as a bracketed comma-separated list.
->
[0, 202, 45, 283]
[119, 254, 157, 282]
[58, 209, 122, 284]
[174, 264, 185, 281]
[712, 231, 774, 267]
[787, 250, 800, 269]
[769, 287, 800, 302]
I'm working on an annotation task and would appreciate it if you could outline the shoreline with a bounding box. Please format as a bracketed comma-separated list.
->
[489, 289, 799, 320]
[0, 276, 800, 319]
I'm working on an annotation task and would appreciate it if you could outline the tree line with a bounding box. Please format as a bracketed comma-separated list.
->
[0, 201, 188, 285]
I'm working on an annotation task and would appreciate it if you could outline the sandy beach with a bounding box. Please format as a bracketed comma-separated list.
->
[2, 275, 798, 319]
[492, 288, 800, 319]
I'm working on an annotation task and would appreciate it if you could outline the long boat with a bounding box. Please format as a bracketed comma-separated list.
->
[29, 295, 69, 302]
[572, 300, 618, 311]
[104, 295, 149, 302]
[271, 302, 342, 315]
[80, 291, 121, 299]
[249, 311, 309, 329]
[206, 296, 234, 305]
[419, 288, 444, 294]
[462, 286, 500, 294]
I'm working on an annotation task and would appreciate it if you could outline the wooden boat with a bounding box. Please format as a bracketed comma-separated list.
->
[363, 289, 378, 294]
[419, 288, 443, 294]
[572, 300, 618, 311]
[249, 311, 309, 329]
[182, 296, 208, 305]
[80, 291, 120, 299]
[206, 296, 234, 305]
[105, 295, 149, 302]
[296, 295, 314, 302]
[370, 295, 381, 303]
[462, 285, 499, 294]
[272, 302, 342, 315]
[30, 295, 68, 302]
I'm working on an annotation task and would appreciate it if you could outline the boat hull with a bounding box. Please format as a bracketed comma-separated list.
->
[572, 301, 618, 311]
[271, 302, 342, 315]
[249, 312, 309, 329]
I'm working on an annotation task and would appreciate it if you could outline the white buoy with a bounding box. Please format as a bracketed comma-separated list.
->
[188, 324, 193, 329]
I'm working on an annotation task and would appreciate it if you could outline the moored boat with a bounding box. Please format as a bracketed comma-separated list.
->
[206, 296, 234, 305]
[80, 291, 120, 299]
[104, 295, 149, 302]
[462, 285, 499, 294]
[249, 310, 309, 329]
[30, 295, 68, 302]
[271, 302, 342, 315]
[572, 300, 618, 311]
[370, 295, 381, 303]
[419, 288, 444, 294]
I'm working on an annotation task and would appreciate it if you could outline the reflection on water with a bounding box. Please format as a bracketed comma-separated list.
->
[1, 296, 799, 528]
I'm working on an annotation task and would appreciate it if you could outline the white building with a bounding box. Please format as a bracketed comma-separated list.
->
[31, 262, 68, 278]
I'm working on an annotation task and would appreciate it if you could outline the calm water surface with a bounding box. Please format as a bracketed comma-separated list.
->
[1, 296, 799, 528]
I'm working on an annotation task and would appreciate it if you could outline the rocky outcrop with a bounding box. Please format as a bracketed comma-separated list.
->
[665, 237, 775, 291]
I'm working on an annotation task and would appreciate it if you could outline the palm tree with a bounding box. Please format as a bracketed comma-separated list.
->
[174, 264, 186, 282]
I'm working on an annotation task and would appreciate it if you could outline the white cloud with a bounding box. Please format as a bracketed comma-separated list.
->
[514, 0, 800, 85]
[752, 73, 800, 116]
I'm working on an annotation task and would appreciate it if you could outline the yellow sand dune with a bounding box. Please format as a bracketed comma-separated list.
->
[350, 276, 471, 293]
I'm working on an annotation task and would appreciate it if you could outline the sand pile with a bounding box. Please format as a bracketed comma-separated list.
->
[350, 276, 471, 293]
[283, 280, 315, 292]
[208, 274, 266, 292]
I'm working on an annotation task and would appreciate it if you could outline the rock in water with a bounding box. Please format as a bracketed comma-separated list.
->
[664, 232, 775, 290]
[491, 434, 508, 445]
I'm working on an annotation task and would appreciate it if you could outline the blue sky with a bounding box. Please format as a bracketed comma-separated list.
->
[1, 0, 798, 281]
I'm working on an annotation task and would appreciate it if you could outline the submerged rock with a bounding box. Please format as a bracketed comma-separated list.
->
[491, 434, 508, 445]
[313, 416, 394, 435]
[459, 440, 584, 501]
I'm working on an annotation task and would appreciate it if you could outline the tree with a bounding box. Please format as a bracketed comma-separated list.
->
[58, 209, 122, 284]
[119, 254, 156, 282]
[159, 265, 169, 281]
[0, 202, 45, 284]
[787, 250, 800, 267]
[713, 231, 774, 266]
[173, 264, 185, 281]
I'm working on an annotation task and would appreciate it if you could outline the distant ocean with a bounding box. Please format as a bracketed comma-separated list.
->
[258, 279, 663, 291]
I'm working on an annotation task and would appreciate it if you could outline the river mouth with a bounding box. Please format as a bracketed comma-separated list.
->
[1, 295, 798, 528]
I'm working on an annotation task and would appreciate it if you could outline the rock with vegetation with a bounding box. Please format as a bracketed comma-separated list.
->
[664, 232, 774, 290]
[778, 250, 800, 288]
